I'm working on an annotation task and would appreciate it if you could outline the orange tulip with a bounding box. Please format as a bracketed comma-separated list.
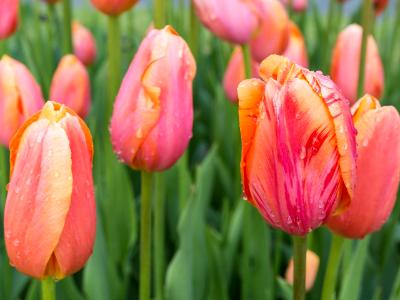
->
[282, 21, 308, 68]
[238, 55, 357, 235]
[50, 55, 91, 118]
[110, 26, 196, 172]
[0, 0, 19, 40]
[72, 21, 97, 66]
[331, 24, 384, 104]
[90, 0, 139, 16]
[250, 0, 289, 62]
[328, 95, 400, 239]
[4, 101, 96, 279]
[285, 250, 320, 291]
[0, 55, 44, 146]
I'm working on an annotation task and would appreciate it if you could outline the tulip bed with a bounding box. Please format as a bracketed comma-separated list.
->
[1, 1, 400, 300]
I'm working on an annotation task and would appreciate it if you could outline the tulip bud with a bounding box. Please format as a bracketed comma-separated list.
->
[331, 24, 384, 104]
[4, 101, 96, 279]
[281, 0, 308, 12]
[282, 21, 309, 68]
[72, 21, 97, 66]
[285, 250, 320, 291]
[0, 55, 44, 146]
[327, 95, 400, 239]
[0, 0, 19, 40]
[250, 0, 289, 62]
[374, 0, 389, 15]
[238, 55, 357, 235]
[223, 47, 259, 103]
[110, 26, 196, 172]
[50, 55, 91, 118]
[90, 0, 139, 16]
[193, 0, 261, 45]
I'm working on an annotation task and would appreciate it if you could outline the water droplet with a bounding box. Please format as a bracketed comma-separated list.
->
[5, 230, 11, 239]
[300, 146, 306, 159]
[295, 112, 301, 120]
[338, 126, 344, 133]
[178, 47, 184, 59]
[287, 216, 293, 225]
[54, 172, 60, 178]
[15, 187, 20, 194]
[26, 178, 32, 185]
[136, 128, 143, 139]
[362, 139, 369, 147]
[343, 143, 348, 150]
[13, 239, 20, 247]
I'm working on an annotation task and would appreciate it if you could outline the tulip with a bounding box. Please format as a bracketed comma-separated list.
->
[327, 95, 400, 238]
[282, 21, 309, 68]
[285, 250, 320, 291]
[50, 55, 91, 118]
[4, 101, 96, 279]
[110, 25, 196, 172]
[223, 47, 259, 103]
[0, 0, 19, 40]
[90, 0, 139, 16]
[42, 0, 62, 3]
[281, 0, 308, 12]
[0, 55, 44, 146]
[193, 0, 261, 45]
[374, 0, 389, 15]
[250, 0, 289, 62]
[331, 24, 384, 104]
[72, 21, 97, 66]
[237, 55, 357, 235]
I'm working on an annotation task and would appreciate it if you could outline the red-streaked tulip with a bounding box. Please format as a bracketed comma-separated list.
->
[90, 0, 139, 16]
[4, 101, 96, 279]
[193, 0, 261, 45]
[327, 95, 400, 239]
[0, 55, 44, 146]
[0, 0, 19, 40]
[110, 25, 196, 172]
[285, 250, 320, 291]
[50, 55, 91, 118]
[238, 55, 357, 235]
[223, 47, 259, 103]
[331, 24, 384, 104]
[374, 0, 389, 15]
[281, 0, 308, 12]
[282, 21, 309, 68]
[72, 21, 97, 66]
[250, 0, 289, 62]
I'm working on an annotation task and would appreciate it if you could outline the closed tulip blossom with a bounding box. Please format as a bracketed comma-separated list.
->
[331, 24, 384, 104]
[238, 55, 357, 235]
[281, 0, 308, 12]
[374, 0, 389, 15]
[223, 47, 259, 103]
[282, 21, 309, 68]
[90, 0, 139, 16]
[193, 0, 261, 45]
[4, 101, 96, 279]
[285, 250, 320, 291]
[0, 55, 44, 146]
[0, 0, 19, 40]
[50, 55, 91, 118]
[72, 21, 97, 66]
[110, 26, 196, 172]
[328, 95, 400, 239]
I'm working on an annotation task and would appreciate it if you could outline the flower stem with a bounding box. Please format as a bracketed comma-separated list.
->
[154, 0, 166, 29]
[293, 235, 307, 300]
[62, 0, 73, 54]
[321, 234, 345, 300]
[140, 171, 154, 300]
[41, 278, 55, 300]
[189, 1, 199, 59]
[107, 15, 121, 120]
[357, 0, 374, 99]
[241, 44, 252, 78]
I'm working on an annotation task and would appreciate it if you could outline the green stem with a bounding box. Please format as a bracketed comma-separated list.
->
[62, 0, 73, 54]
[154, 0, 166, 29]
[321, 234, 345, 300]
[357, 0, 374, 99]
[46, 4, 56, 69]
[140, 171, 154, 300]
[293, 235, 307, 300]
[107, 16, 121, 120]
[324, 0, 336, 72]
[154, 173, 166, 300]
[241, 204, 251, 300]
[189, 1, 200, 59]
[41, 278, 55, 300]
[241, 44, 252, 78]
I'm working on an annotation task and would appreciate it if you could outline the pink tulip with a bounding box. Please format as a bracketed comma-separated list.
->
[223, 47, 259, 103]
[281, 0, 308, 12]
[250, 0, 289, 62]
[72, 21, 97, 66]
[90, 0, 139, 16]
[193, 0, 261, 45]
[238, 55, 357, 235]
[282, 21, 309, 67]
[110, 26, 196, 172]
[328, 95, 400, 239]
[0, 0, 19, 40]
[4, 101, 96, 279]
[50, 55, 91, 118]
[0, 55, 44, 146]
[331, 24, 384, 104]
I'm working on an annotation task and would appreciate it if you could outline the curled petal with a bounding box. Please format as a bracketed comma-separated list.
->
[282, 21, 309, 68]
